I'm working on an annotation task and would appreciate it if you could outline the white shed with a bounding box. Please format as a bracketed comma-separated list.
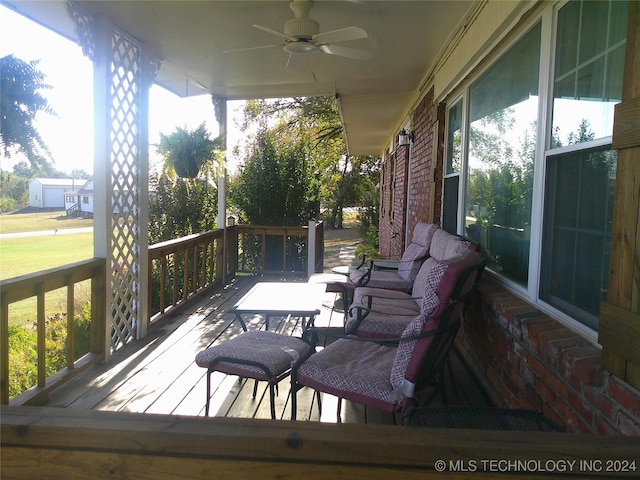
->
[29, 178, 81, 208]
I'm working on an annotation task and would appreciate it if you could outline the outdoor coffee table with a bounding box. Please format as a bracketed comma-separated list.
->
[231, 282, 327, 331]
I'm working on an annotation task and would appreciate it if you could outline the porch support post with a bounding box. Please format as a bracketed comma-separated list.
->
[71, 3, 157, 355]
[599, 0, 640, 390]
[213, 96, 227, 279]
[91, 13, 112, 360]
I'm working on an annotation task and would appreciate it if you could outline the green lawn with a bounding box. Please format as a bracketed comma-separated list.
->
[1, 232, 94, 280]
[0, 211, 93, 234]
[1, 232, 94, 326]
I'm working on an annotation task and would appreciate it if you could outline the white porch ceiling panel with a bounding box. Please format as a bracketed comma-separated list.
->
[3, 0, 475, 155]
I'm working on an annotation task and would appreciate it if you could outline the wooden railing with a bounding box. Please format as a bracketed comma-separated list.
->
[1, 223, 324, 404]
[148, 222, 324, 325]
[0, 259, 107, 405]
[148, 229, 225, 325]
[3, 406, 639, 479]
[231, 222, 323, 275]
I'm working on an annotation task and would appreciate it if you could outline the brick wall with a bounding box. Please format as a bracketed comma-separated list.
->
[457, 275, 640, 435]
[380, 87, 440, 258]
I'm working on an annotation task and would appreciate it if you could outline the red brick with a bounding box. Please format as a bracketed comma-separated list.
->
[555, 397, 585, 432]
[525, 320, 564, 348]
[541, 331, 580, 368]
[517, 391, 536, 410]
[542, 404, 567, 431]
[607, 375, 640, 416]
[536, 378, 555, 403]
[501, 299, 531, 321]
[584, 386, 617, 421]
[542, 369, 569, 399]
[616, 409, 640, 435]
[527, 354, 546, 379]
[572, 354, 604, 387]
[503, 374, 519, 397]
[510, 369, 525, 391]
[595, 415, 617, 435]
[525, 383, 543, 410]
[567, 389, 594, 426]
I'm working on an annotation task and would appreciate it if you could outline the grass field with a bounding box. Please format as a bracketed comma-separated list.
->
[1, 211, 95, 325]
[0, 232, 94, 280]
[0, 210, 93, 234]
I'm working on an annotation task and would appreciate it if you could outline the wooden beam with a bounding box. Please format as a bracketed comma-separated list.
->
[601, 0, 640, 390]
[2, 407, 640, 479]
[612, 96, 640, 150]
[599, 301, 640, 365]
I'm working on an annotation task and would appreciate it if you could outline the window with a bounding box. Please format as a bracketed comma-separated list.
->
[448, 0, 626, 331]
[443, 99, 463, 234]
[466, 24, 541, 285]
[541, 145, 616, 329]
[539, 0, 626, 328]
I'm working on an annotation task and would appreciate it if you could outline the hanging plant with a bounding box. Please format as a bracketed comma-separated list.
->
[157, 123, 224, 178]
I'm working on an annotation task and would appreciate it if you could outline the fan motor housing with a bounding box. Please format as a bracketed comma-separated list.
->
[284, 18, 319, 39]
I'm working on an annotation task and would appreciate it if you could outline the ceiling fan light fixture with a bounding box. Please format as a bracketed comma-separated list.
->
[284, 41, 319, 54]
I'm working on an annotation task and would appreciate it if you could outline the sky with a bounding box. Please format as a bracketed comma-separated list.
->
[0, 5, 243, 176]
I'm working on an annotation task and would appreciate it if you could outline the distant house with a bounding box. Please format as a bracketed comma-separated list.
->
[64, 180, 94, 218]
[29, 178, 80, 209]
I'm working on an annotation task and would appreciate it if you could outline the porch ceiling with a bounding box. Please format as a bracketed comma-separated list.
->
[3, 0, 475, 156]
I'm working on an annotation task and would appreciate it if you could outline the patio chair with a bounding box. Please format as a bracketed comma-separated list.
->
[345, 229, 480, 339]
[289, 250, 486, 421]
[348, 222, 440, 292]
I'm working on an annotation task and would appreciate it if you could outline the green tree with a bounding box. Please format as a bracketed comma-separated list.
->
[234, 96, 379, 230]
[229, 129, 320, 226]
[0, 55, 55, 173]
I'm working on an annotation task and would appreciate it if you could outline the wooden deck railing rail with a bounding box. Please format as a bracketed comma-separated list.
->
[0, 259, 107, 405]
[148, 229, 225, 326]
[147, 222, 324, 325]
[232, 222, 323, 275]
[3, 406, 639, 479]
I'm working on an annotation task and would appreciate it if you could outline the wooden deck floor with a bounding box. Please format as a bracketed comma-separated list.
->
[44, 274, 491, 424]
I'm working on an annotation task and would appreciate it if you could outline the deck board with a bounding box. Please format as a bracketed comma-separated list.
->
[44, 274, 491, 424]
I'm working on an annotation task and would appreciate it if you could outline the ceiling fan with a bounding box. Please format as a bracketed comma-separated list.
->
[226, 0, 371, 66]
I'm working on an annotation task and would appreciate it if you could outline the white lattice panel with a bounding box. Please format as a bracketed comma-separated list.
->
[109, 30, 141, 350]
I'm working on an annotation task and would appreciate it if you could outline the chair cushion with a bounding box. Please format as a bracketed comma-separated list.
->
[350, 269, 413, 292]
[390, 250, 484, 390]
[295, 338, 401, 412]
[351, 287, 420, 313]
[411, 222, 440, 247]
[390, 259, 447, 390]
[429, 229, 473, 262]
[347, 310, 418, 339]
[195, 331, 311, 381]
[397, 242, 429, 282]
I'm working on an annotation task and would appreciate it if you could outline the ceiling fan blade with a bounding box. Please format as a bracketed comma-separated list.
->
[223, 43, 283, 54]
[286, 53, 306, 69]
[252, 24, 297, 42]
[313, 26, 367, 45]
[319, 44, 372, 60]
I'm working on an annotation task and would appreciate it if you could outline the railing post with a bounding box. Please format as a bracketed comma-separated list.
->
[307, 220, 316, 278]
[66, 276, 75, 370]
[1, 292, 9, 404]
[91, 262, 108, 359]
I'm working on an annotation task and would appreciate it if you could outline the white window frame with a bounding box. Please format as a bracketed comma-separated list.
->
[444, 1, 623, 343]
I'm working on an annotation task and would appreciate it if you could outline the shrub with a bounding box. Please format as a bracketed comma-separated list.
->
[8, 302, 92, 399]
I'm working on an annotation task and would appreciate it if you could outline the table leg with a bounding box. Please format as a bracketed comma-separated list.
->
[234, 313, 248, 331]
